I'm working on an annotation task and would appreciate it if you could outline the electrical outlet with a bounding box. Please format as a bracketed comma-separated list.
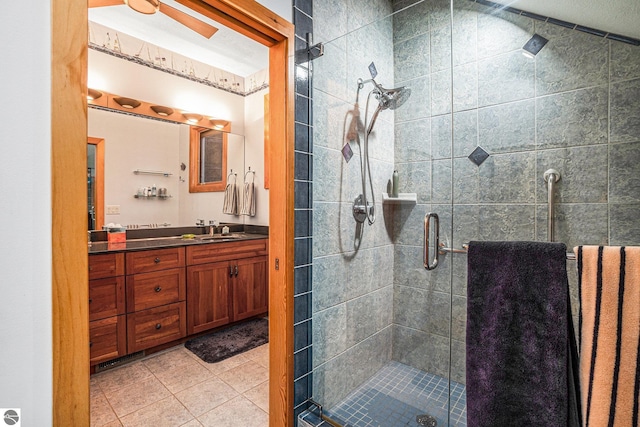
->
[106, 205, 120, 215]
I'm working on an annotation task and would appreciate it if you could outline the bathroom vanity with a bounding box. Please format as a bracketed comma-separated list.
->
[88, 232, 268, 368]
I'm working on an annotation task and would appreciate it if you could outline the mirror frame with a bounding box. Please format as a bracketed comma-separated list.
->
[189, 124, 230, 193]
[87, 137, 104, 230]
[52, 0, 294, 426]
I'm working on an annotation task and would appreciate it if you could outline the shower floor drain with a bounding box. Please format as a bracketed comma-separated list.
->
[416, 414, 437, 426]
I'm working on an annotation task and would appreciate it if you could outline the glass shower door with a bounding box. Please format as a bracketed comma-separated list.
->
[308, 0, 460, 426]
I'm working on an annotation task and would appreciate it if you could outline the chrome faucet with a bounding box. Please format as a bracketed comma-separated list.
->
[196, 219, 204, 227]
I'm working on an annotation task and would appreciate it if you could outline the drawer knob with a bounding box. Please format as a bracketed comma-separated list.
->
[89, 298, 92, 304]
[154, 257, 161, 264]
[155, 286, 162, 292]
[88, 266, 93, 271]
[89, 341, 93, 347]
[155, 323, 162, 330]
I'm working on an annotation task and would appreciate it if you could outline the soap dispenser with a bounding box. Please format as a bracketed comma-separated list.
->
[392, 170, 399, 198]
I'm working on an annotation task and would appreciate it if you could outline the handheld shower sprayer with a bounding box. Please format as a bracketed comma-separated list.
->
[352, 77, 411, 225]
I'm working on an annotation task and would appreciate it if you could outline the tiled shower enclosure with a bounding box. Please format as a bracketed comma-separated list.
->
[297, 0, 640, 425]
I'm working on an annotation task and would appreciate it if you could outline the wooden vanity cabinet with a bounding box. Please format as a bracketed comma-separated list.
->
[88, 238, 267, 365]
[186, 261, 232, 334]
[232, 255, 268, 322]
[186, 239, 268, 335]
[88, 253, 126, 365]
[125, 247, 187, 353]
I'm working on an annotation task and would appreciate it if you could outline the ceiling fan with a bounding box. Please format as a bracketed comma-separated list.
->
[89, 0, 218, 39]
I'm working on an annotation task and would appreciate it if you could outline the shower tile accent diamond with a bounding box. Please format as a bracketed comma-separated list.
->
[467, 146, 490, 166]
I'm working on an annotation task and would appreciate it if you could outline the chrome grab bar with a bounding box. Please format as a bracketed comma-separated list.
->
[544, 169, 561, 242]
[423, 212, 439, 271]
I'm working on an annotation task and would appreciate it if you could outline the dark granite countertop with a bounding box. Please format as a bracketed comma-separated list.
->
[88, 227, 268, 254]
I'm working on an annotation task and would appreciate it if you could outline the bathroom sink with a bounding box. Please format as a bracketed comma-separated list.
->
[198, 233, 244, 241]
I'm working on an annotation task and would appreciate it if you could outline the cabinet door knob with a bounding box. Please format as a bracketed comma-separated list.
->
[154, 257, 161, 264]
[89, 341, 93, 347]
[234, 265, 239, 277]
[89, 298, 92, 304]
[229, 266, 234, 277]
[155, 323, 162, 330]
[155, 286, 162, 292]
[88, 266, 93, 271]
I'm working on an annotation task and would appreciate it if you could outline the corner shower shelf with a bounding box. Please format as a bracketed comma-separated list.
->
[382, 193, 417, 205]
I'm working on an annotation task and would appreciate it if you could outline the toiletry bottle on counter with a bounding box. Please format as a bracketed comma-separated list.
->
[392, 170, 399, 197]
[151, 184, 157, 197]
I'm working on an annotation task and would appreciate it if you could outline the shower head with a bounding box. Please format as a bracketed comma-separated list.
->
[373, 83, 411, 111]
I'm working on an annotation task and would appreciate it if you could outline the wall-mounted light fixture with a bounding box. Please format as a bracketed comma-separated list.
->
[124, 0, 160, 14]
[522, 34, 548, 59]
[209, 119, 229, 130]
[87, 88, 103, 101]
[113, 96, 141, 109]
[150, 105, 174, 117]
[182, 113, 203, 124]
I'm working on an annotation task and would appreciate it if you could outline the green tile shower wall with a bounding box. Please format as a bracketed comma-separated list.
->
[391, 0, 640, 384]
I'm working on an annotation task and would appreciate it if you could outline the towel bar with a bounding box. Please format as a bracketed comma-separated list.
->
[439, 244, 576, 260]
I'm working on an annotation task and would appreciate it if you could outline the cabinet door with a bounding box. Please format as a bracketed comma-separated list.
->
[90, 315, 126, 365]
[232, 256, 268, 322]
[187, 262, 231, 335]
[89, 276, 125, 321]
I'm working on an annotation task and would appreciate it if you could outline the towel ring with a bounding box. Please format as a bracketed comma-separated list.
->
[244, 167, 256, 183]
[227, 170, 237, 183]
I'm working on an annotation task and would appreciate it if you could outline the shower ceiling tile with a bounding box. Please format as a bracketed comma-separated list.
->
[467, 146, 489, 166]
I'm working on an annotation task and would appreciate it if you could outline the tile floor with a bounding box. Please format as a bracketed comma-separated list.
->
[90, 343, 269, 427]
[300, 361, 466, 427]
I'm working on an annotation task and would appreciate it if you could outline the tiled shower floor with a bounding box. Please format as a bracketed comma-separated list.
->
[311, 361, 466, 427]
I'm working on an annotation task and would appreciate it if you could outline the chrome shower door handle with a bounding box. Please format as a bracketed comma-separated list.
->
[423, 212, 439, 271]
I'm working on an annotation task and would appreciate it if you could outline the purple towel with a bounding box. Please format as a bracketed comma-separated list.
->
[466, 241, 580, 427]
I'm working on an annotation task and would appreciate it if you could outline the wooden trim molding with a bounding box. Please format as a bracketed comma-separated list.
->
[52, 0, 90, 425]
[188, 126, 229, 193]
[52, 0, 294, 426]
[87, 137, 104, 230]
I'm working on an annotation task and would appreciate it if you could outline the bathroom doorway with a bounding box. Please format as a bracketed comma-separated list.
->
[51, 0, 295, 425]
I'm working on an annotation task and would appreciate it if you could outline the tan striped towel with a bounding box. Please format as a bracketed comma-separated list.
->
[240, 181, 256, 217]
[223, 181, 238, 215]
[575, 246, 640, 427]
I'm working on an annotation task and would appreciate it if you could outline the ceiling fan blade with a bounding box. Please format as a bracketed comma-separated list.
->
[88, 0, 123, 7]
[158, 3, 218, 39]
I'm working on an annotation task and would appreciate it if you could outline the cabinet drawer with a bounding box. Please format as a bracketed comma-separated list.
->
[89, 252, 125, 280]
[127, 302, 186, 353]
[126, 247, 185, 274]
[186, 239, 268, 265]
[90, 315, 126, 365]
[126, 268, 185, 313]
[89, 276, 125, 321]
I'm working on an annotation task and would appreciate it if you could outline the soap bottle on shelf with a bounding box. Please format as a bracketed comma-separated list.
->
[391, 170, 399, 198]
[151, 184, 157, 197]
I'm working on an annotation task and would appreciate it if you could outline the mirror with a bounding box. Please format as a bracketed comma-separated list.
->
[88, 107, 249, 230]
[86, 15, 270, 230]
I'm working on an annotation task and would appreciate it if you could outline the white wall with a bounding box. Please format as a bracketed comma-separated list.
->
[257, 0, 292, 21]
[244, 88, 270, 226]
[0, 2, 53, 425]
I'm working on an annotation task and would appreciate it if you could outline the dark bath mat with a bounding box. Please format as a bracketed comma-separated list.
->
[184, 317, 268, 363]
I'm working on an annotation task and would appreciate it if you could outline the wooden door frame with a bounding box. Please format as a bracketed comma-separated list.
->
[87, 137, 104, 231]
[52, 1, 295, 425]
